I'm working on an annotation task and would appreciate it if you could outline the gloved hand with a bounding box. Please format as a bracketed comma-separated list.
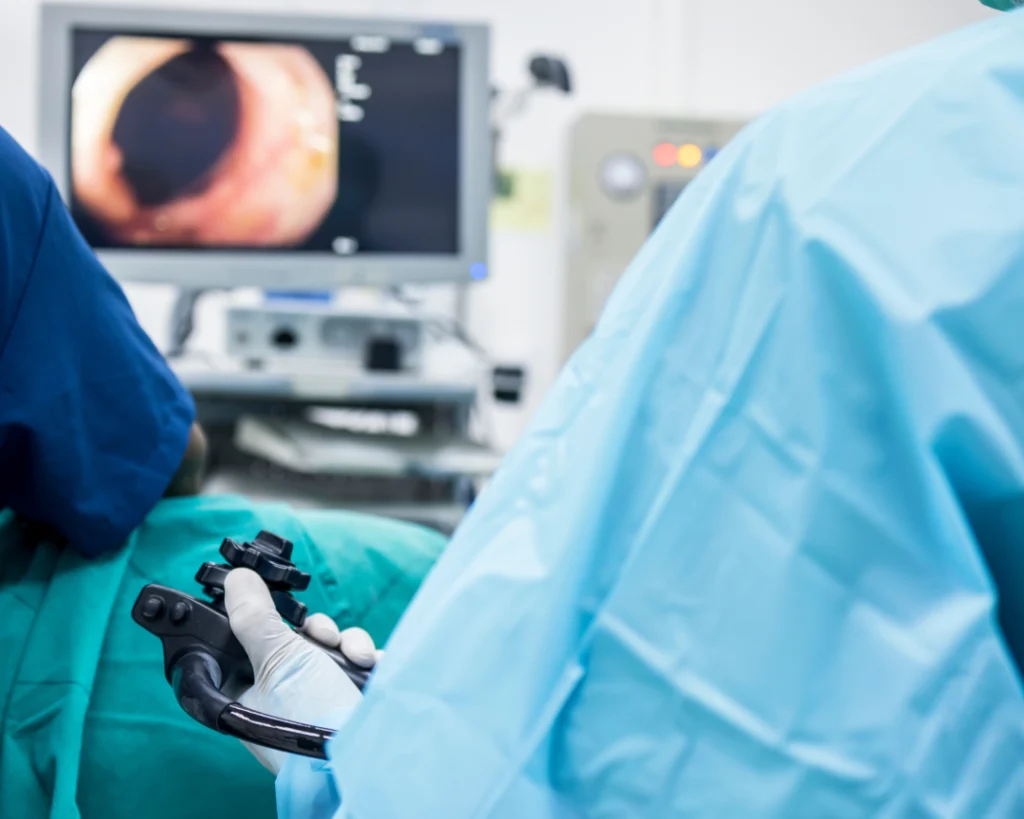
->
[224, 567, 379, 774]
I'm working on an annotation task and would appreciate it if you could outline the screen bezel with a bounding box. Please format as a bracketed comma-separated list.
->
[39, 3, 490, 288]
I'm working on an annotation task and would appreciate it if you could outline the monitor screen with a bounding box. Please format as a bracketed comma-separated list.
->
[68, 28, 461, 255]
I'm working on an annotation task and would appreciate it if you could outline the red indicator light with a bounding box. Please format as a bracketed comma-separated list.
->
[653, 142, 677, 168]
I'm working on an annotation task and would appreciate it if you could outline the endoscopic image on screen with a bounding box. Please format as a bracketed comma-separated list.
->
[70, 35, 339, 248]
[68, 30, 461, 254]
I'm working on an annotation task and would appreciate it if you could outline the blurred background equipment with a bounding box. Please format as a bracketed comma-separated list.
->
[564, 112, 746, 361]
[492, 53, 572, 198]
[226, 305, 426, 374]
[38, 4, 500, 534]
[22, 1, 988, 534]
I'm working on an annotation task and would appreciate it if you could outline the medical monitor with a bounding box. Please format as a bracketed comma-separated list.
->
[38, 4, 491, 288]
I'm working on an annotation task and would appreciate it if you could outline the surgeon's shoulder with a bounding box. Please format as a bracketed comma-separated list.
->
[0, 126, 56, 242]
[0, 127, 58, 339]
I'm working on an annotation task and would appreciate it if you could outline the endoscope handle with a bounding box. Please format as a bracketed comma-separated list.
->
[135, 525, 376, 762]
[138, 581, 370, 692]
[172, 651, 336, 759]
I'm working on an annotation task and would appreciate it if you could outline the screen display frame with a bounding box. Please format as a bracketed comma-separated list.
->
[39, 4, 490, 289]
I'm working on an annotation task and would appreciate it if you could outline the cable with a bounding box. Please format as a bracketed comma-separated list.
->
[219, 704, 333, 760]
[171, 650, 334, 760]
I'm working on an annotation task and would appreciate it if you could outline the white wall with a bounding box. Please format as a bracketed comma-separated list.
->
[685, 0, 994, 115]
[0, 0, 995, 449]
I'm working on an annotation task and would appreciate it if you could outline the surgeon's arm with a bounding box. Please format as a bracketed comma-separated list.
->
[0, 126, 200, 556]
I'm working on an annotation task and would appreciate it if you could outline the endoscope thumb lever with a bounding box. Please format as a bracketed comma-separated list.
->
[133, 531, 368, 759]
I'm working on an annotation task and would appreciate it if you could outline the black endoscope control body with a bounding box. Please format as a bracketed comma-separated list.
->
[133, 530, 369, 759]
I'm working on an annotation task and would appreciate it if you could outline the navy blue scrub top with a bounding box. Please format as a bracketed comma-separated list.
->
[0, 126, 195, 557]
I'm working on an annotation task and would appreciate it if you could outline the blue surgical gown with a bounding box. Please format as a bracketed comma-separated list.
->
[0, 126, 194, 557]
[282, 11, 1024, 818]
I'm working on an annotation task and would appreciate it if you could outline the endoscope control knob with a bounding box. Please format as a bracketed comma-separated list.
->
[266, 592, 308, 628]
[219, 531, 311, 591]
[195, 560, 309, 628]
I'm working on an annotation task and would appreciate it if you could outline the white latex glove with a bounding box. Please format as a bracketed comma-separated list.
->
[224, 568, 377, 774]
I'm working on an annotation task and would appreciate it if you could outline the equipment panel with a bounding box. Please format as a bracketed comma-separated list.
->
[565, 112, 746, 360]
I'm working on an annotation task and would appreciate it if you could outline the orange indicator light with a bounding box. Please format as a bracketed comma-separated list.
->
[677, 143, 703, 168]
